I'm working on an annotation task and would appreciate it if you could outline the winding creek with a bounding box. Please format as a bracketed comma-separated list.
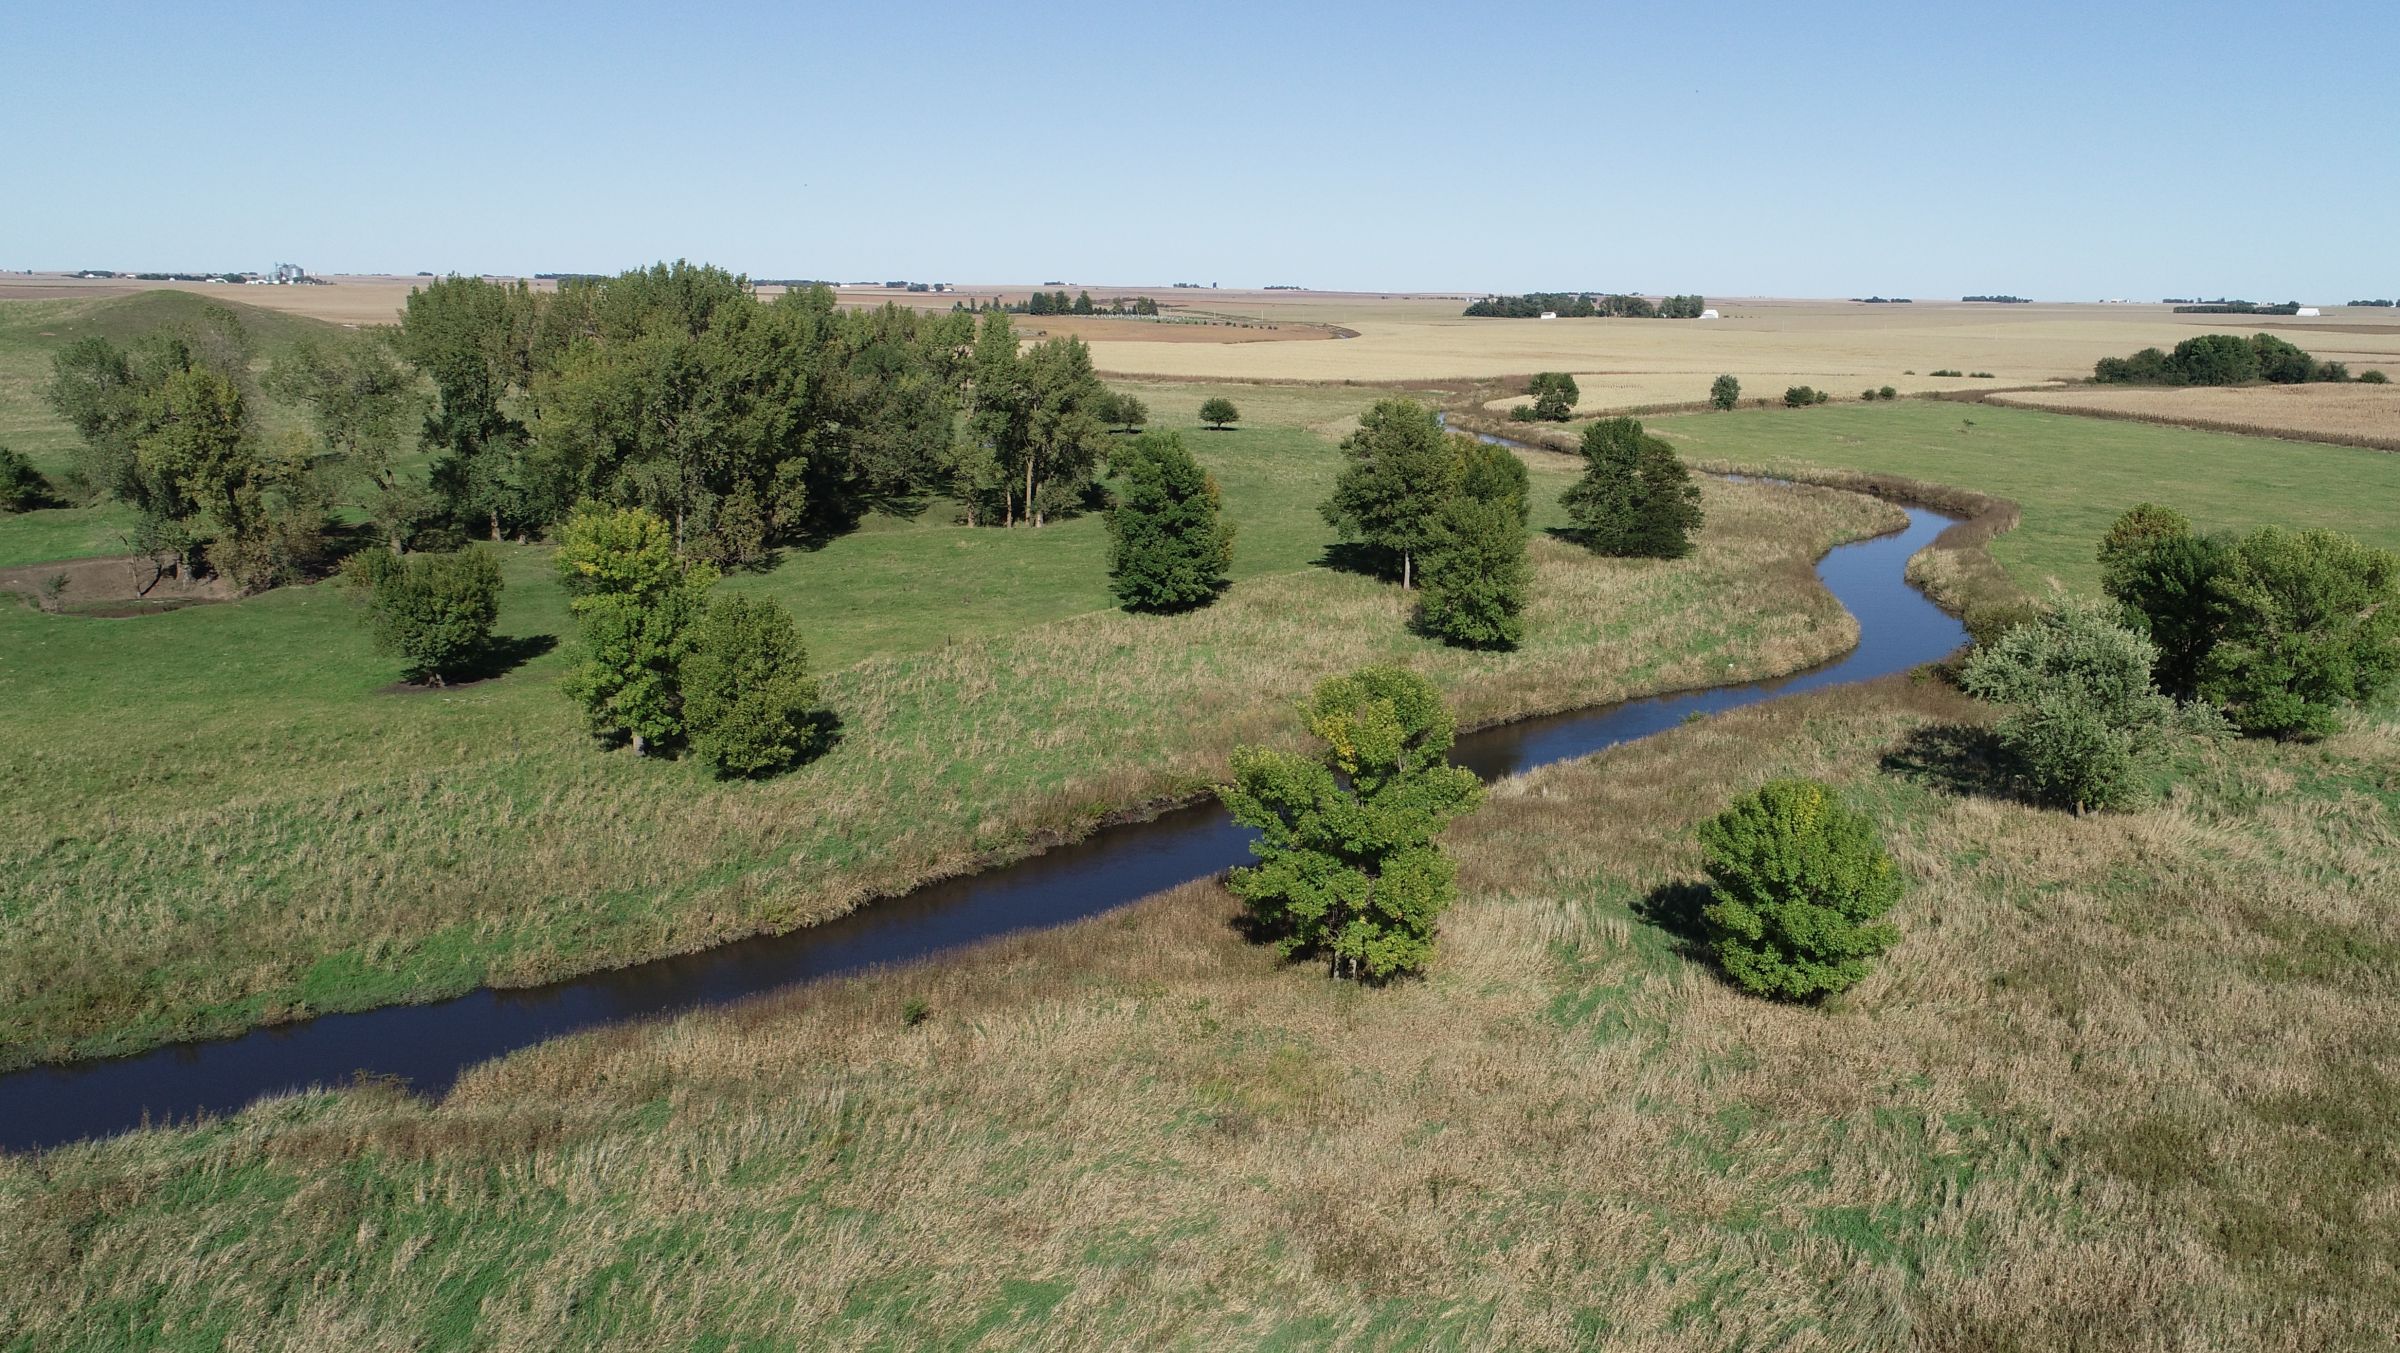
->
[0, 471, 1967, 1154]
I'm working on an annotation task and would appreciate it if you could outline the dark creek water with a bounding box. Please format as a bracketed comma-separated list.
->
[0, 492, 1966, 1155]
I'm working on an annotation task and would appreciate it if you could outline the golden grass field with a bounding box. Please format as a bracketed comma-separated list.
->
[1986, 382, 2400, 452]
[16, 273, 2400, 410]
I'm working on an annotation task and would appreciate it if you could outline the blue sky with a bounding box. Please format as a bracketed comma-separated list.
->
[8, 0, 2395, 299]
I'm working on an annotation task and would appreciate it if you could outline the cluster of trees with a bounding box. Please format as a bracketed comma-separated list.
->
[1508, 372, 1579, 422]
[44, 265, 1156, 594]
[1461, 293, 1703, 319]
[1961, 295, 2031, 304]
[2171, 301, 2299, 315]
[1958, 502, 2400, 813]
[1562, 417, 1702, 558]
[555, 504, 823, 774]
[2094, 332, 2357, 386]
[2098, 505, 2399, 740]
[47, 306, 331, 589]
[1859, 385, 1899, 401]
[1320, 404, 1700, 650]
[1783, 385, 1832, 406]
[1321, 399, 1532, 646]
[956, 293, 1161, 318]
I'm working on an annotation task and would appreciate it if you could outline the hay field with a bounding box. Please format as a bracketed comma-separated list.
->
[1986, 382, 2400, 452]
[1082, 296, 2400, 399]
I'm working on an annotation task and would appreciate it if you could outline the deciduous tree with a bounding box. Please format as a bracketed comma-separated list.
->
[1221, 666, 1483, 979]
[1105, 432, 1234, 611]
[346, 547, 503, 686]
[1560, 416, 1703, 558]
[2198, 526, 2400, 739]
[683, 592, 822, 776]
[1321, 398, 1455, 587]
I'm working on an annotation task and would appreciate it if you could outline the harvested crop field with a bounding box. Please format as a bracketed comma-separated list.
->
[1985, 382, 2400, 451]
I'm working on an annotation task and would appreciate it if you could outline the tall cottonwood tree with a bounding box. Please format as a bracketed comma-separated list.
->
[268, 330, 432, 553]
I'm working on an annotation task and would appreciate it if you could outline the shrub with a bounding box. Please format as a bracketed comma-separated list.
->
[1198, 396, 1240, 429]
[1878, 385, 1898, 400]
[1526, 372, 1579, 421]
[2359, 369, 2390, 384]
[1969, 371, 1995, 379]
[1860, 388, 1879, 402]
[1105, 431, 1235, 612]
[1560, 416, 1703, 558]
[1929, 369, 1963, 378]
[682, 592, 821, 776]
[1962, 599, 2191, 812]
[1697, 779, 1901, 1000]
[1221, 666, 1483, 979]
[1709, 374, 1741, 410]
[345, 547, 503, 686]
[1783, 385, 1819, 407]
[0, 447, 50, 513]
[2198, 526, 2400, 739]
[1507, 404, 1537, 422]
[1415, 494, 1529, 649]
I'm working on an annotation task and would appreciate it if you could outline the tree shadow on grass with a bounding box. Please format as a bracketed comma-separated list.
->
[1879, 722, 2024, 804]
[383, 633, 559, 694]
[1631, 879, 1715, 961]
[1310, 541, 1393, 580]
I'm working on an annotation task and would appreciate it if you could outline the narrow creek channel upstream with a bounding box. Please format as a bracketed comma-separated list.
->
[0, 475, 1967, 1154]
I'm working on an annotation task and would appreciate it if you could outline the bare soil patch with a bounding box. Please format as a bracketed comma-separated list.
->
[0, 553, 232, 613]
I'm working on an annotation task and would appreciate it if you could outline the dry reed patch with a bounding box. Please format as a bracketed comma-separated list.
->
[1986, 383, 2400, 452]
[8, 680, 2392, 1349]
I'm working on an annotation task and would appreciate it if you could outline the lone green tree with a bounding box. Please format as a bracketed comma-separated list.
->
[1961, 599, 2194, 812]
[1698, 779, 1902, 1000]
[1321, 398, 1456, 587]
[1709, 374, 1741, 410]
[2198, 526, 2400, 739]
[1416, 493, 1530, 649]
[1561, 416, 1703, 558]
[1221, 666, 1484, 979]
[1526, 372, 1579, 421]
[557, 503, 716, 754]
[683, 593, 821, 776]
[1105, 432, 1235, 611]
[346, 547, 504, 686]
[1198, 396, 1240, 430]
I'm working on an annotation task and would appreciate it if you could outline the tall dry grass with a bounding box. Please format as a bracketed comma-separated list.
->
[5, 677, 2391, 1348]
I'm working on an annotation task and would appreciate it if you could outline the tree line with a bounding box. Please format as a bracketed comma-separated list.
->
[2093, 332, 2364, 386]
[1462, 293, 1705, 319]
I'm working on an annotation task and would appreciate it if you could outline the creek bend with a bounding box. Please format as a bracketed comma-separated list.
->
[0, 475, 1966, 1154]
